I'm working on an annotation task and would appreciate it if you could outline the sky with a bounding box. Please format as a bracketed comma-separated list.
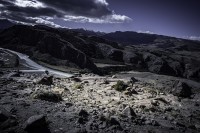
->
[0, 0, 200, 39]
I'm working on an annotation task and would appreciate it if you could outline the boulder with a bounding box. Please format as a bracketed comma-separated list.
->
[122, 106, 137, 118]
[71, 77, 82, 82]
[0, 109, 10, 123]
[0, 119, 17, 130]
[78, 110, 89, 124]
[38, 76, 53, 85]
[0, 108, 17, 130]
[0, 71, 4, 75]
[24, 114, 50, 133]
[79, 109, 89, 118]
[172, 81, 192, 98]
[130, 77, 138, 86]
[110, 116, 120, 126]
[124, 87, 138, 96]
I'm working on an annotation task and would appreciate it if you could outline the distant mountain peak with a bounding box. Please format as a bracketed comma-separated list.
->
[0, 19, 15, 30]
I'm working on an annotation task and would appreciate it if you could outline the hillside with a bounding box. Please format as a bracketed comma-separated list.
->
[0, 25, 200, 81]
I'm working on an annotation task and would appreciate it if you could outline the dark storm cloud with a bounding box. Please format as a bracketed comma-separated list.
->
[38, 0, 112, 18]
[4, 4, 60, 17]
[0, 0, 62, 26]
[0, 0, 131, 26]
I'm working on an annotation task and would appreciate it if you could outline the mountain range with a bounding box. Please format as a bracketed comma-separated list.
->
[0, 19, 200, 81]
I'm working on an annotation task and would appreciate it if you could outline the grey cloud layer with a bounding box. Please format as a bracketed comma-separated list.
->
[39, 0, 112, 17]
[0, 0, 131, 26]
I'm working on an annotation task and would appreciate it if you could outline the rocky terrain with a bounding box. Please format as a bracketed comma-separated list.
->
[0, 45, 200, 133]
[0, 63, 200, 133]
[0, 23, 200, 133]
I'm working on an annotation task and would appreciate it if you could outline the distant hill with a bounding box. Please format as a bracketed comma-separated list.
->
[0, 24, 200, 81]
[71, 28, 105, 36]
[0, 19, 15, 30]
[102, 31, 176, 45]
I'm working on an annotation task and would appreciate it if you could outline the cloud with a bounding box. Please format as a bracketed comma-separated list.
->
[38, 0, 112, 18]
[13, 0, 45, 8]
[0, 0, 132, 27]
[26, 17, 63, 28]
[64, 14, 132, 24]
[138, 30, 154, 34]
[184, 36, 200, 41]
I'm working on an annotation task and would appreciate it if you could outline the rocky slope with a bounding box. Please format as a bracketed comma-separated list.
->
[1, 61, 200, 133]
[102, 31, 200, 81]
[0, 24, 200, 81]
[0, 25, 100, 74]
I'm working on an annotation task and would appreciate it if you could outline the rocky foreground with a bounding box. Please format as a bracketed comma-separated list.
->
[1, 68, 200, 133]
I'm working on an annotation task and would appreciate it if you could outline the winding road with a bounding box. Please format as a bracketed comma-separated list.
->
[0, 48, 73, 78]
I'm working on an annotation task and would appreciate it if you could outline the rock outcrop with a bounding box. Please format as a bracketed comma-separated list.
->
[0, 25, 100, 74]
[24, 115, 50, 133]
[172, 81, 192, 98]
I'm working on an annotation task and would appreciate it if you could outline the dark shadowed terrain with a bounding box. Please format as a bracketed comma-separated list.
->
[0, 22, 200, 133]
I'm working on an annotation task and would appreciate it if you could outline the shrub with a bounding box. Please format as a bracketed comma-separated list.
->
[112, 80, 128, 92]
[74, 84, 83, 89]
